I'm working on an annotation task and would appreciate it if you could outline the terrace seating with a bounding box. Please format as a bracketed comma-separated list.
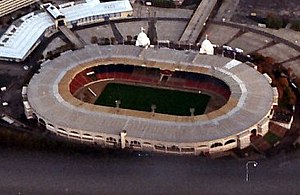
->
[69, 82, 82, 94]
[73, 74, 88, 86]
[96, 72, 106, 80]
[70, 64, 232, 100]
[81, 69, 95, 82]
[184, 80, 199, 89]
[165, 77, 184, 88]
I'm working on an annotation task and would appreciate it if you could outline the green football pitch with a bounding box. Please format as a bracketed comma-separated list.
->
[95, 83, 210, 116]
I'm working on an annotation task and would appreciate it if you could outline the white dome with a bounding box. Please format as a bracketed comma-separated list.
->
[200, 37, 214, 55]
[135, 31, 150, 48]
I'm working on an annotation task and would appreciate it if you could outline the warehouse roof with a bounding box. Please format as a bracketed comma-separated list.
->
[0, 0, 38, 17]
[0, 12, 53, 61]
[60, 0, 132, 23]
[0, 0, 132, 61]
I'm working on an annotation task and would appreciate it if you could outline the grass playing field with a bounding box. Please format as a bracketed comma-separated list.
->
[95, 83, 210, 116]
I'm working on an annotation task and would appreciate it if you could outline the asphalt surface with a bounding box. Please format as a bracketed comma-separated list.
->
[0, 146, 299, 195]
[231, 0, 300, 24]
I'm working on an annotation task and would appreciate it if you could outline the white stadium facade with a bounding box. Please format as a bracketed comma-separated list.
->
[1, 0, 280, 155]
[25, 45, 278, 155]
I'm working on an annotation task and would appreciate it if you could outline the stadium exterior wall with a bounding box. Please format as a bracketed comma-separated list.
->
[32, 113, 271, 155]
[26, 45, 276, 156]
[35, 114, 257, 155]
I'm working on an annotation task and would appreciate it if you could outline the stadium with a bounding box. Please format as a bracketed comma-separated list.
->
[25, 45, 277, 155]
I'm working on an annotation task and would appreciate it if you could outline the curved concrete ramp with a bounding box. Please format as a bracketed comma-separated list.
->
[179, 0, 217, 44]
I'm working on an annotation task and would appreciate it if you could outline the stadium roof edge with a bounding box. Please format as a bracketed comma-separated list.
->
[27, 45, 275, 143]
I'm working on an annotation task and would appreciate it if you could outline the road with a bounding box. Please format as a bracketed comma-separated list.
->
[211, 20, 300, 52]
[179, 0, 218, 43]
[0, 146, 299, 195]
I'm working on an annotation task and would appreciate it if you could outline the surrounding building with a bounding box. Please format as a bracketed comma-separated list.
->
[0, 0, 133, 61]
[0, 0, 38, 17]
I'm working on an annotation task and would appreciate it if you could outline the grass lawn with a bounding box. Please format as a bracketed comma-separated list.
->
[264, 132, 280, 145]
[95, 83, 210, 116]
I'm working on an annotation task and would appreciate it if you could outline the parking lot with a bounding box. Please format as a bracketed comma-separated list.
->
[0, 61, 29, 119]
[231, 0, 300, 24]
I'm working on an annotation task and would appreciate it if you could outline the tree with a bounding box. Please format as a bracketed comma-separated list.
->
[126, 35, 132, 43]
[279, 87, 296, 109]
[291, 20, 300, 31]
[99, 38, 106, 45]
[153, 0, 175, 8]
[91, 36, 98, 44]
[284, 67, 294, 78]
[46, 51, 53, 60]
[110, 37, 116, 45]
[266, 14, 283, 29]
[254, 53, 275, 77]
[104, 38, 110, 45]
[277, 77, 289, 88]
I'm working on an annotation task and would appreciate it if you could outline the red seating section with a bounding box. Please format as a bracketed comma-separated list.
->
[69, 66, 231, 100]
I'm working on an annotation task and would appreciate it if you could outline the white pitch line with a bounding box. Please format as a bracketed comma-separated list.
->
[88, 87, 97, 97]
